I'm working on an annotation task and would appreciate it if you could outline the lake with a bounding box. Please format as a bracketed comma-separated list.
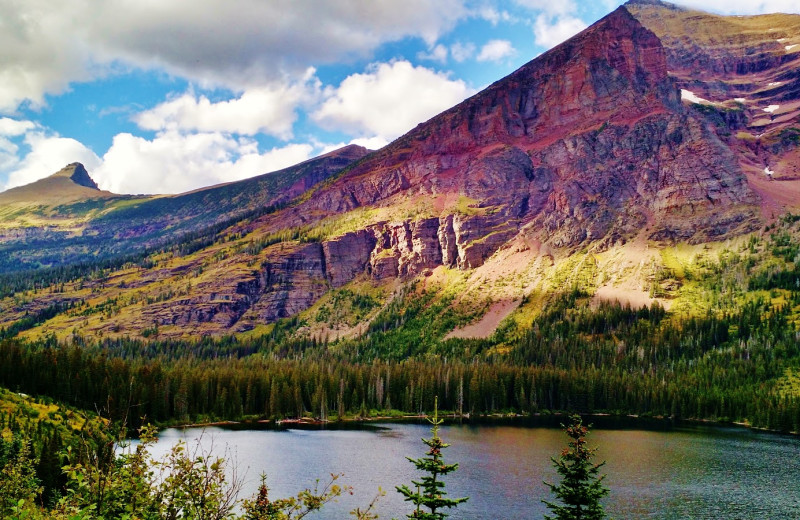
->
[137, 418, 800, 519]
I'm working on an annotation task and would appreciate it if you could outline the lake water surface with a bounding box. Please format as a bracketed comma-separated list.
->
[141, 419, 800, 519]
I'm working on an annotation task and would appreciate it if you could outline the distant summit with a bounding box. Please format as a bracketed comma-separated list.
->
[624, 0, 684, 10]
[50, 163, 100, 190]
[0, 162, 111, 205]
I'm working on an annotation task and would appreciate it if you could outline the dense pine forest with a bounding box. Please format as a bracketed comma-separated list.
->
[1, 287, 797, 433]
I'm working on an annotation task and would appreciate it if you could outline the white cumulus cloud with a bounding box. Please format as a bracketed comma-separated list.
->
[93, 131, 314, 194]
[350, 136, 390, 150]
[477, 40, 516, 62]
[418, 44, 449, 63]
[135, 72, 319, 139]
[477, 6, 513, 25]
[0, 118, 36, 137]
[312, 60, 475, 142]
[450, 42, 477, 62]
[533, 14, 588, 49]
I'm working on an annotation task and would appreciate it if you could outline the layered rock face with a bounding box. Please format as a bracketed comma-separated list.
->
[276, 5, 761, 253]
[324, 213, 518, 283]
[627, 0, 800, 188]
[145, 211, 523, 330]
[195, 2, 777, 327]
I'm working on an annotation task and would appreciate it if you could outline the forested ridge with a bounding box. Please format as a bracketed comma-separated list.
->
[1, 283, 798, 433]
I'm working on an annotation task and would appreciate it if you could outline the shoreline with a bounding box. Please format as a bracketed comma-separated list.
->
[162, 412, 798, 437]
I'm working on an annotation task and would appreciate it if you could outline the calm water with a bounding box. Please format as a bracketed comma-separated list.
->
[137, 419, 800, 519]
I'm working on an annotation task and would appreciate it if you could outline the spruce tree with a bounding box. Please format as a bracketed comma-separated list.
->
[396, 397, 468, 519]
[543, 415, 609, 520]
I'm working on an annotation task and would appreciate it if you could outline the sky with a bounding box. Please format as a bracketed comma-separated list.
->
[1, 0, 799, 195]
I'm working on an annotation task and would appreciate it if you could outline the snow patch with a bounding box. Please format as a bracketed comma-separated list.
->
[777, 38, 788, 42]
[734, 98, 746, 103]
[763, 105, 780, 113]
[787, 44, 799, 52]
[681, 89, 712, 105]
[764, 166, 774, 177]
[768, 82, 783, 86]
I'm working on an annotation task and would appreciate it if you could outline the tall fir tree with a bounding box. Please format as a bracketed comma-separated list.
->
[543, 415, 609, 520]
[396, 397, 468, 519]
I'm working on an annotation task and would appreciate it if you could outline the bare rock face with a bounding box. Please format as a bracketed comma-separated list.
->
[59, 163, 100, 190]
[247, 243, 329, 322]
[627, 1, 800, 210]
[322, 230, 377, 287]
[453, 215, 519, 269]
[438, 215, 458, 267]
[380, 219, 443, 276]
[142, 243, 330, 330]
[284, 5, 761, 253]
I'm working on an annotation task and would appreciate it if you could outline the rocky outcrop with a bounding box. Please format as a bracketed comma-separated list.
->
[146, 212, 524, 329]
[452, 215, 519, 268]
[322, 230, 377, 287]
[319, 213, 521, 283]
[142, 243, 329, 329]
[627, 0, 800, 195]
[55, 163, 100, 190]
[248, 243, 329, 322]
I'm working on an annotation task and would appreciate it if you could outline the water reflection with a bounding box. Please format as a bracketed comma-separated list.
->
[142, 421, 800, 519]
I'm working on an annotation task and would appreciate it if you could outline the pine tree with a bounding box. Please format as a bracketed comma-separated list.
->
[396, 397, 468, 519]
[543, 415, 609, 520]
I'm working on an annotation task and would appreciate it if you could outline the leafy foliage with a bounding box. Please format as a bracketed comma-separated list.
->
[0, 423, 387, 520]
[0, 435, 41, 517]
[241, 473, 348, 520]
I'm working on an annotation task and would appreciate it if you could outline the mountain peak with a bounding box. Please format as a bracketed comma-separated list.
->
[623, 0, 684, 9]
[51, 163, 99, 190]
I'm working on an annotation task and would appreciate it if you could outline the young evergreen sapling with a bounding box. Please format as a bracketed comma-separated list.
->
[543, 414, 609, 520]
[396, 397, 468, 519]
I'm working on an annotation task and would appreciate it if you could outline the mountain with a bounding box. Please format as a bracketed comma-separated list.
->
[0, 145, 369, 272]
[626, 0, 800, 217]
[279, 2, 762, 250]
[0, 162, 107, 204]
[1, 1, 799, 343]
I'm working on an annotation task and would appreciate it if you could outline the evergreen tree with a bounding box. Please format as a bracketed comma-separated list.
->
[543, 415, 609, 520]
[396, 397, 468, 519]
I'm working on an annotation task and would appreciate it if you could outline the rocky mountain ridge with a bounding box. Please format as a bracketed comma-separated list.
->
[1, 1, 799, 340]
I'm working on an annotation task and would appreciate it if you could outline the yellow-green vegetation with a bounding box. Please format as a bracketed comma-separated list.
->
[629, 4, 800, 48]
[302, 206, 385, 241]
[0, 387, 107, 442]
[777, 368, 800, 399]
[548, 251, 599, 293]
[301, 196, 439, 242]
[308, 282, 387, 331]
[452, 194, 486, 216]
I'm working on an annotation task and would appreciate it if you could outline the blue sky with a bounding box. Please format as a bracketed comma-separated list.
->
[1, 0, 798, 194]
